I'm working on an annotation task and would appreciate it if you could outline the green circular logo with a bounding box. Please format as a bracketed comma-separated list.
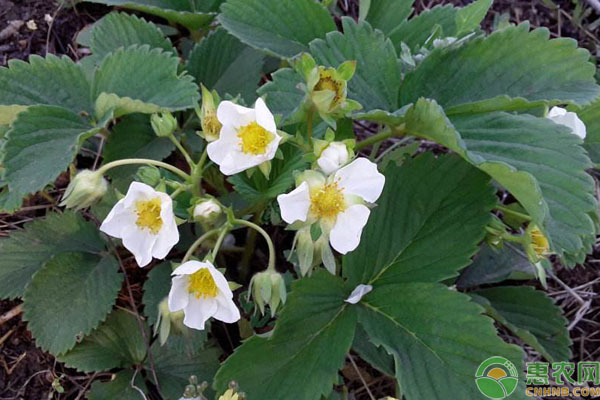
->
[475, 356, 519, 399]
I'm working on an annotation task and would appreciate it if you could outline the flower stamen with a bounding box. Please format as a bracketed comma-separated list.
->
[188, 268, 218, 298]
[135, 198, 163, 234]
[310, 182, 346, 219]
[237, 121, 272, 155]
[315, 68, 344, 108]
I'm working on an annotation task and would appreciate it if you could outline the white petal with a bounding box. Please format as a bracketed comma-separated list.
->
[547, 107, 587, 139]
[168, 275, 190, 312]
[122, 181, 157, 208]
[548, 106, 567, 118]
[329, 204, 370, 254]
[318, 142, 349, 174]
[206, 262, 233, 298]
[317, 156, 341, 175]
[254, 97, 276, 133]
[121, 225, 158, 267]
[344, 284, 373, 304]
[183, 297, 217, 330]
[152, 194, 179, 259]
[334, 158, 385, 203]
[206, 124, 239, 165]
[212, 295, 241, 323]
[100, 199, 132, 238]
[218, 151, 263, 175]
[172, 260, 204, 276]
[217, 101, 255, 128]
[263, 131, 282, 161]
[277, 182, 310, 224]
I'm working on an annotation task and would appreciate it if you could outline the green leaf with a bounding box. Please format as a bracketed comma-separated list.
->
[400, 24, 600, 112]
[580, 99, 600, 163]
[88, 370, 148, 400]
[218, 0, 336, 58]
[0, 212, 106, 299]
[228, 143, 308, 202]
[344, 153, 496, 288]
[388, 0, 490, 52]
[92, 45, 199, 118]
[310, 18, 402, 112]
[0, 54, 93, 122]
[102, 114, 175, 191]
[258, 68, 305, 124]
[23, 252, 122, 355]
[456, 243, 536, 289]
[58, 310, 148, 372]
[357, 283, 526, 400]
[83, 0, 222, 31]
[89, 12, 175, 60]
[364, 0, 414, 35]
[473, 286, 572, 362]
[214, 271, 357, 400]
[0, 105, 100, 212]
[187, 28, 265, 101]
[352, 324, 394, 377]
[405, 99, 597, 265]
[150, 337, 221, 400]
[142, 262, 172, 327]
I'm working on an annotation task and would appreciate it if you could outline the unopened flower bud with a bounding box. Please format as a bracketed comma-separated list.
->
[193, 199, 222, 223]
[317, 142, 350, 174]
[135, 165, 162, 187]
[151, 112, 178, 138]
[60, 170, 108, 210]
[198, 85, 222, 142]
[249, 270, 287, 317]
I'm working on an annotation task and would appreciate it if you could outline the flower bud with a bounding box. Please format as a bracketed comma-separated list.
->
[151, 112, 178, 138]
[525, 224, 550, 263]
[156, 298, 186, 345]
[198, 85, 222, 142]
[547, 106, 586, 139]
[317, 142, 350, 174]
[192, 199, 222, 224]
[249, 270, 287, 317]
[135, 165, 162, 187]
[60, 170, 108, 210]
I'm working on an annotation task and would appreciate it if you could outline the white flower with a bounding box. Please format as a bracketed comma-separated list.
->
[547, 106, 586, 139]
[193, 199, 221, 221]
[345, 284, 373, 304]
[317, 142, 349, 174]
[277, 158, 385, 254]
[168, 260, 240, 330]
[100, 182, 179, 267]
[207, 98, 282, 175]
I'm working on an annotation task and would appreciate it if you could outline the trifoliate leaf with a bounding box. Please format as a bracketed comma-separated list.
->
[472, 286, 572, 362]
[89, 12, 175, 60]
[23, 252, 122, 355]
[218, 0, 336, 58]
[580, 99, 600, 163]
[404, 98, 596, 266]
[83, 0, 222, 31]
[257, 68, 305, 124]
[87, 370, 148, 400]
[102, 114, 175, 192]
[214, 271, 356, 400]
[310, 18, 402, 113]
[0, 105, 100, 212]
[0, 55, 93, 123]
[0, 212, 106, 299]
[58, 310, 148, 372]
[357, 283, 526, 400]
[344, 153, 496, 288]
[92, 45, 199, 119]
[363, 0, 414, 35]
[228, 143, 308, 202]
[401, 24, 600, 112]
[456, 244, 536, 289]
[389, 0, 491, 52]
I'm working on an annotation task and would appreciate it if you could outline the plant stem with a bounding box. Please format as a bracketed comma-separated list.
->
[191, 148, 208, 196]
[495, 205, 532, 221]
[211, 226, 231, 260]
[306, 105, 315, 146]
[182, 228, 221, 263]
[355, 124, 405, 151]
[233, 218, 276, 271]
[485, 226, 525, 243]
[97, 158, 191, 180]
[168, 134, 195, 168]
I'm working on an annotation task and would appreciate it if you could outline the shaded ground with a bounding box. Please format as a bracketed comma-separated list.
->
[1, 0, 599, 399]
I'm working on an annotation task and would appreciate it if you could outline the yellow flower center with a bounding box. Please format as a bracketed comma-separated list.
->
[310, 183, 346, 219]
[202, 112, 222, 139]
[315, 68, 344, 108]
[188, 268, 218, 299]
[530, 227, 550, 257]
[237, 121, 272, 155]
[135, 198, 163, 234]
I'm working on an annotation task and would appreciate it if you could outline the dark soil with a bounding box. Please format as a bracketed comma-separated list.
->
[1, 0, 599, 399]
